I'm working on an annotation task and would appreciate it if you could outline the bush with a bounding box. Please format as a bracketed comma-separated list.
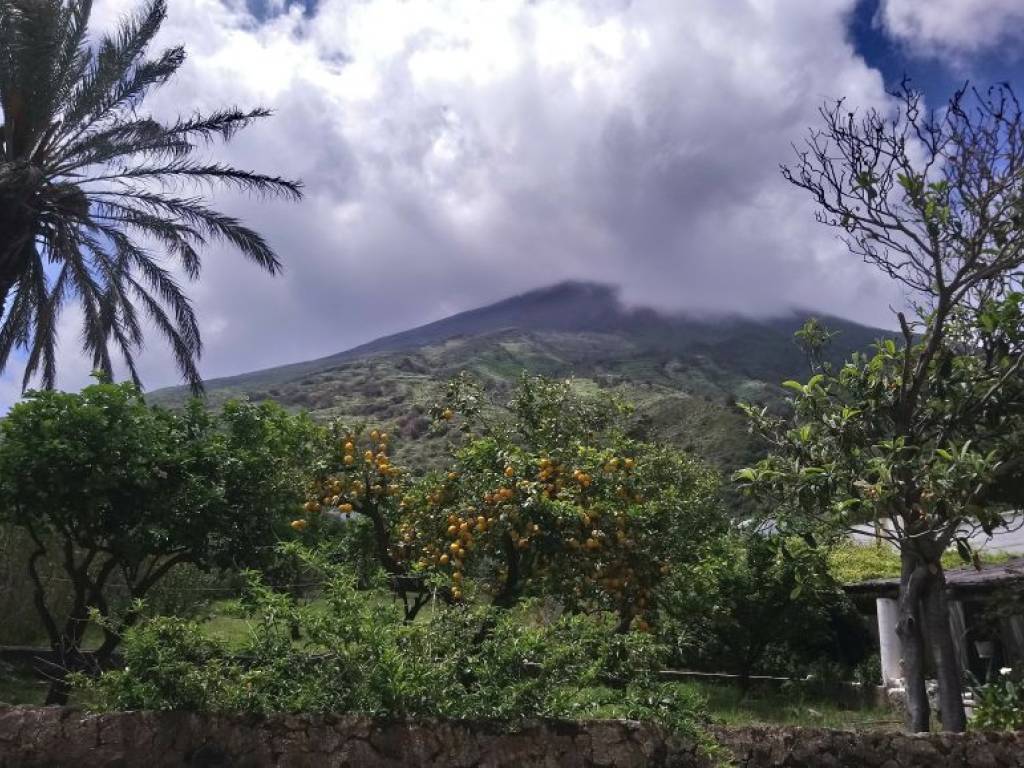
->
[971, 667, 1024, 731]
[78, 550, 712, 748]
[659, 533, 869, 681]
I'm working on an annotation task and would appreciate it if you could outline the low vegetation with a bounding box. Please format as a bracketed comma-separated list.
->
[76, 554, 711, 744]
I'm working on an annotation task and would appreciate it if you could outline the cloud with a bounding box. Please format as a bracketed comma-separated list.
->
[878, 0, 1024, 59]
[5, 0, 905, 401]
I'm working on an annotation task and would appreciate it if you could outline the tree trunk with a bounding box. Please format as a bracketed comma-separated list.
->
[923, 563, 967, 732]
[44, 591, 92, 706]
[897, 549, 931, 732]
[44, 635, 84, 706]
[615, 607, 633, 634]
[492, 534, 521, 609]
[44, 673, 71, 706]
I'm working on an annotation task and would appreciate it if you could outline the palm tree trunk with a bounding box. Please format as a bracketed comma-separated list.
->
[0, 210, 32, 316]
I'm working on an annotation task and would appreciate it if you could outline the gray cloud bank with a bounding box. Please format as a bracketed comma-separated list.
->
[11, 0, 1005, 400]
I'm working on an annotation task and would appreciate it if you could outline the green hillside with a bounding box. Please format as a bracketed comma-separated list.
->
[150, 282, 893, 474]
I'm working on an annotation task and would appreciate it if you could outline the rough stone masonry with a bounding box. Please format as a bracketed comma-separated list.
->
[1, 707, 1023, 767]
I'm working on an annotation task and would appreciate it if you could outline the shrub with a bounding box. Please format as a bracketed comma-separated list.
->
[78, 551, 712, 748]
[659, 533, 868, 681]
[971, 667, 1024, 731]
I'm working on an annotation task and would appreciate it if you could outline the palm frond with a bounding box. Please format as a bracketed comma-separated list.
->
[60, 0, 171, 134]
[91, 190, 283, 273]
[22, 262, 68, 389]
[125, 274, 202, 392]
[81, 160, 304, 199]
[0, 0, 302, 392]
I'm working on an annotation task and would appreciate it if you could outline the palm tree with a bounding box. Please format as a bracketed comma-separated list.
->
[0, 0, 301, 392]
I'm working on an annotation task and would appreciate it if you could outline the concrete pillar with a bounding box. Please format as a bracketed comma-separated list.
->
[877, 597, 903, 686]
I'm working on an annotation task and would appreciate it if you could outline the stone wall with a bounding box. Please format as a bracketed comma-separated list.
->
[1, 707, 1023, 768]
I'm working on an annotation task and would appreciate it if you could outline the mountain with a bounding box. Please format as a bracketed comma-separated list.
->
[150, 282, 892, 473]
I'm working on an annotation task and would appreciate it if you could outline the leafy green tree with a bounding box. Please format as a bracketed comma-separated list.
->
[659, 533, 854, 688]
[0, 0, 300, 391]
[0, 381, 321, 703]
[738, 82, 1024, 732]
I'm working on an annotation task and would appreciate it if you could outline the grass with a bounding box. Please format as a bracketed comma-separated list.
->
[198, 600, 253, 648]
[695, 680, 900, 729]
[0, 665, 48, 706]
[829, 541, 1021, 585]
[1, 661, 900, 732]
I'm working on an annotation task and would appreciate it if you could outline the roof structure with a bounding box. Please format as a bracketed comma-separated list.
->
[844, 557, 1024, 599]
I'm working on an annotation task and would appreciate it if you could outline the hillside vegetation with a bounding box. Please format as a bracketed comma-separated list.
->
[151, 282, 891, 474]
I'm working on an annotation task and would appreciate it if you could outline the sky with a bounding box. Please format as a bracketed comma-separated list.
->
[4, 0, 1024, 404]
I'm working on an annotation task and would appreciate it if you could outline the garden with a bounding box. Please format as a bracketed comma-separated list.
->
[2, 0, 1024, 763]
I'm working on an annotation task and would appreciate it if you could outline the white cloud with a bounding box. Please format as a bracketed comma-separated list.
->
[879, 0, 1024, 58]
[4, 0, 903, 403]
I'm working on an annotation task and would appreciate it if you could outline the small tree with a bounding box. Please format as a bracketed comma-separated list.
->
[409, 374, 722, 628]
[297, 374, 724, 628]
[297, 423, 424, 617]
[737, 82, 1024, 732]
[659, 533, 845, 689]
[0, 381, 320, 703]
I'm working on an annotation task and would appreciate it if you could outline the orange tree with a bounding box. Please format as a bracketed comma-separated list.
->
[403, 375, 722, 630]
[295, 375, 723, 628]
[293, 424, 433, 618]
